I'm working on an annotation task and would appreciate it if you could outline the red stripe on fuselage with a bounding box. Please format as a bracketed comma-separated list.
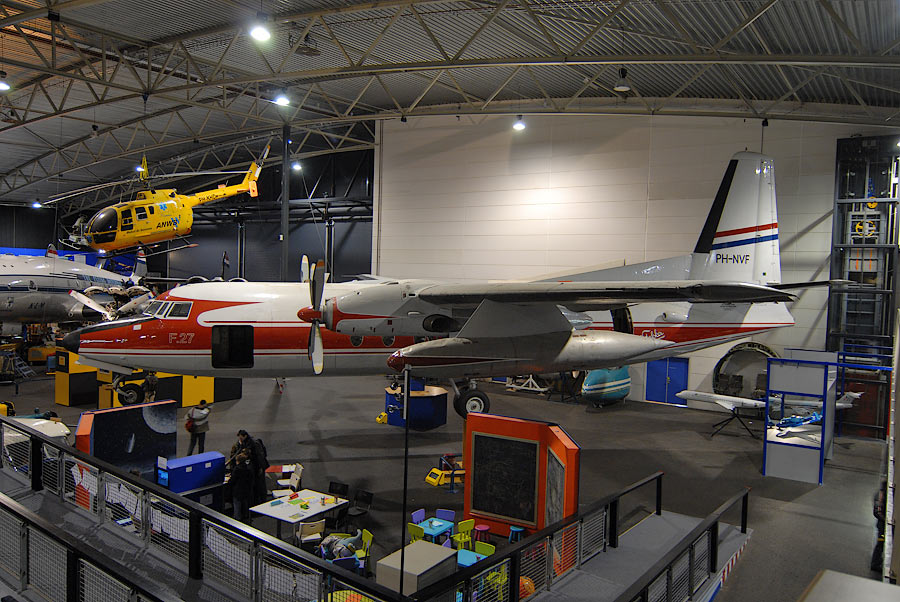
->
[588, 323, 790, 344]
[714, 222, 777, 238]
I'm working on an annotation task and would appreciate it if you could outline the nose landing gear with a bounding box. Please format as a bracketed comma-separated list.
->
[449, 380, 491, 418]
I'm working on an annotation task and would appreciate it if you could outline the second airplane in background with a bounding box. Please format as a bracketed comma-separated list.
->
[63, 151, 813, 415]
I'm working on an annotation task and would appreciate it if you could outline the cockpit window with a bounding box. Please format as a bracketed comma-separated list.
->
[156, 302, 172, 317]
[88, 209, 117, 233]
[144, 301, 162, 316]
[167, 302, 192, 319]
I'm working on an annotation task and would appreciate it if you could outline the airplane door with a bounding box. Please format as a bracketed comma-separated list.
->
[645, 357, 689, 404]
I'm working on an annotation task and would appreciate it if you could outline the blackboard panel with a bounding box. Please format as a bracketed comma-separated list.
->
[545, 449, 564, 527]
[471, 433, 538, 524]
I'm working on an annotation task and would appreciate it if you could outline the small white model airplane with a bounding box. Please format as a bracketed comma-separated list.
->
[62, 151, 825, 415]
[0, 246, 149, 327]
[675, 390, 862, 412]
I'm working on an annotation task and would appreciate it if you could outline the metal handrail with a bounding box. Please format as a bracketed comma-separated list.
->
[0, 414, 411, 602]
[0, 489, 180, 601]
[614, 487, 751, 602]
[413, 471, 665, 601]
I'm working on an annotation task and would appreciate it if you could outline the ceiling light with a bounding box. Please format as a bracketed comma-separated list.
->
[292, 162, 302, 171]
[135, 165, 145, 172]
[31, 201, 41, 209]
[513, 115, 526, 131]
[0, 71, 10, 92]
[613, 68, 631, 93]
[250, 14, 270, 42]
[274, 91, 289, 106]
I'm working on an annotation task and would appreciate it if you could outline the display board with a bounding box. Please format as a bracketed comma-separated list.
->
[471, 433, 538, 525]
[545, 449, 565, 527]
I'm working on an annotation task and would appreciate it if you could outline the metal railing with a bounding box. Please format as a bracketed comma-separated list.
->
[413, 472, 666, 602]
[615, 487, 750, 602]
[0, 414, 410, 602]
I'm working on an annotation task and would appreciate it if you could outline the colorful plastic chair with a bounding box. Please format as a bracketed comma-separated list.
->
[408, 522, 424, 543]
[509, 525, 525, 543]
[474, 541, 495, 556]
[435, 508, 456, 523]
[355, 529, 373, 576]
[332, 556, 359, 572]
[452, 519, 474, 550]
[411, 508, 426, 524]
[442, 538, 453, 548]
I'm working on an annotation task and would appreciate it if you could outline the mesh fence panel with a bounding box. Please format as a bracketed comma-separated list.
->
[692, 532, 710, 594]
[28, 529, 67, 602]
[648, 571, 667, 602]
[580, 506, 607, 561]
[471, 558, 510, 602]
[103, 474, 144, 538]
[550, 523, 578, 582]
[331, 576, 389, 602]
[260, 546, 323, 602]
[79, 559, 132, 601]
[62, 454, 99, 515]
[149, 495, 190, 561]
[423, 581, 465, 602]
[41, 446, 61, 495]
[202, 520, 254, 598]
[2, 424, 30, 480]
[671, 550, 690, 602]
[0, 508, 22, 581]
[518, 538, 548, 598]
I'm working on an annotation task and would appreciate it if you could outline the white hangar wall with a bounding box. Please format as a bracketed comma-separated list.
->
[372, 114, 880, 404]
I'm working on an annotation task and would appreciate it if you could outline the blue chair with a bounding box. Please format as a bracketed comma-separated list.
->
[332, 556, 359, 572]
[435, 508, 455, 522]
[411, 508, 426, 524]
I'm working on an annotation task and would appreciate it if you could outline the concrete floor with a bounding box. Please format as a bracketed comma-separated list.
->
[4, 372, 886, 602]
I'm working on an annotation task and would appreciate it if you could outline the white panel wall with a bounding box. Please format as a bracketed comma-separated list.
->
[373, 114, 885, 404]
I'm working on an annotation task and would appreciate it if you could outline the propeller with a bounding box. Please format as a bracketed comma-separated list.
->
[116, 292, 152, 316]
[297, 260, 326, 374]
[69, 290, 114, 321]
[300, 255, 310, 283]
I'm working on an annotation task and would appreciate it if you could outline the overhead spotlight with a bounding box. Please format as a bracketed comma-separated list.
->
[613, 68, 631, 93]
[90, 124, 99, 138]
[274, 90, 289, 106]
[135, 165, 145, 173]
[0, 71, 10, 92]
[31, 201, 41, 209]
[292, 162, 302, 171]
[400, 115, 407, 123]
[512, 115, 526, 131]
[250, 13, 270, 42]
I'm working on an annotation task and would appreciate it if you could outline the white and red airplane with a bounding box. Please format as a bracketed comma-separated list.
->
[63, 151, 811, 415]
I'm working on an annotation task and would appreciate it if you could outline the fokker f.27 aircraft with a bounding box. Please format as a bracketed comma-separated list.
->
[63, 151, 814, 414]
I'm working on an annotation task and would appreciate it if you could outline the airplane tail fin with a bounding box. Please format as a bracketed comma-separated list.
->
[689, 151, 780, 285]
[129, 249, 148, 283]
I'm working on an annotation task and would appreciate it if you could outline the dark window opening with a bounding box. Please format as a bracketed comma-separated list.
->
[135, 206, 148, 220]
[611, 308, 633, 334]
[211, 325, 254, 368]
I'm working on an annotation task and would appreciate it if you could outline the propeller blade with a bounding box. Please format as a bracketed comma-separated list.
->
[300, 255, 310, 283]
[69, 290, 113, 321]
[116, 292, 152, 315]
[310, 260, 326, 311]
[309, 324, 324, 375]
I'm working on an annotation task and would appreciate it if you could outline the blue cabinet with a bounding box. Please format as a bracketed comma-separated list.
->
[645, 357, 689, 404]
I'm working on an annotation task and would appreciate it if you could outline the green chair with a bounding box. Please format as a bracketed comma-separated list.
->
[408, 522, 424, 543]
[355, 529, 373, 576]
[474, 541, 495, 556]
[452, 519, 475, 550]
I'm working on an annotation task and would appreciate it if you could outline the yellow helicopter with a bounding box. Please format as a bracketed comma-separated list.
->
[60, 147, 269, 255]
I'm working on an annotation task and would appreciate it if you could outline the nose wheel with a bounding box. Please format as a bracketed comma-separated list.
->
[451, 382, 491, 418]
[112, 374, 146, 405]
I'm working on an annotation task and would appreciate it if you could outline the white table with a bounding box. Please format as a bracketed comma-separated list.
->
[250, 488, 348, 540]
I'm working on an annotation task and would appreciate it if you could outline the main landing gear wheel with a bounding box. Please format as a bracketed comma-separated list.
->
[453, 390, 491, 418]
[117, 383, 145, 405]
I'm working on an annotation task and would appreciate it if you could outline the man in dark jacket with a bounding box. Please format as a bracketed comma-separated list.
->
[235, 430, 269, 503]
[230, 451, 255, 522]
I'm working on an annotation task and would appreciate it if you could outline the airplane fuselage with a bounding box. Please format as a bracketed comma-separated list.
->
[0, 254, 129, 324]
[65, 280, 794, 378]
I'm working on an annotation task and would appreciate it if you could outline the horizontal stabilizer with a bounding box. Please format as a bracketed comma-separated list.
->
[770, 279, 852, 290]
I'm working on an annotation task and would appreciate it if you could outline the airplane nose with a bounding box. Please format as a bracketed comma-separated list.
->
[387, 351, 405, 373]
[61, 331, 80, 353]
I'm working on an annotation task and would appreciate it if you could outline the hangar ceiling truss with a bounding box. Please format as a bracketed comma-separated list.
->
[0, 0, 897, 207]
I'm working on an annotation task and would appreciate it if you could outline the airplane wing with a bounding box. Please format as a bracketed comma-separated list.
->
[713, 399, 738, 412]
[417, 280, 793, 310]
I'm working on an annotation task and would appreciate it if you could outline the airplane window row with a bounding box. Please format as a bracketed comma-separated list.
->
[144, 300, 193, 319]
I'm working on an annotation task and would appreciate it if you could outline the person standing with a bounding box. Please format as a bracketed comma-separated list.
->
[142, 371, 159, 403]
[230, 451, 254, 523]
[234, 430, 269, 502]
[186, 400, 211, 455]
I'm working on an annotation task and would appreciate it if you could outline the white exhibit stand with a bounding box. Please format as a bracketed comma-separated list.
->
[763, 350, 837, 485]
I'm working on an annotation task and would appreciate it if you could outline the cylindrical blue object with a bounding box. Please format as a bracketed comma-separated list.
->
[582, 367, 631, 404]
[46, 355, 57, 371]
